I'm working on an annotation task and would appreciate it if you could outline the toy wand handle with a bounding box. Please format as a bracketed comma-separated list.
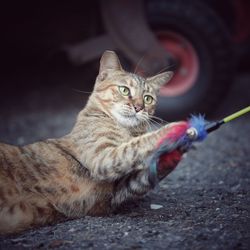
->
[205, 106, 250, 133]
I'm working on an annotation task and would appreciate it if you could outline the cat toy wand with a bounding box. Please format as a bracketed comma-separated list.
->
[186, 106, 250, 140]
[149, 106, 250, 184]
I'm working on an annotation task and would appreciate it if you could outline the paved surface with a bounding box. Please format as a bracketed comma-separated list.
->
[0, 73, 249, 249]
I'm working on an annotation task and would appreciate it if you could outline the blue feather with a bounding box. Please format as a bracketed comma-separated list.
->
[189, 114, 207, 141]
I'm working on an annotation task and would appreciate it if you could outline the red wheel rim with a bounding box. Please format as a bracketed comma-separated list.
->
[156, 31, 199, 97]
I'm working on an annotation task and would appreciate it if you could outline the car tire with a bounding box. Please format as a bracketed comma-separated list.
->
[146, 0, 234, 120]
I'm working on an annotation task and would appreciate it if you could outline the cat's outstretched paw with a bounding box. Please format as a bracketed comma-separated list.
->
[148, 122, 187, 186]
[157, 149, 183, 180]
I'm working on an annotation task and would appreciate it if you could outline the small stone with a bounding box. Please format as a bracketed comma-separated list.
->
[48, 240, 72, 248]
[49, 240, 64, 248]
[150, 204, 163, 210]
[17, 137, 25, 145]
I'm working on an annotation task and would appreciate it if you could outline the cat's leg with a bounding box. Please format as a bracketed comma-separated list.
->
[0, 200, 36, 234]
[112, 168, 151, 205]
[87, 122, 187, 181]
[112, 151, 182, 206]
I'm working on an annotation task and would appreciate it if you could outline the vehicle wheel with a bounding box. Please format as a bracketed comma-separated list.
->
[146, 0, 234, 120]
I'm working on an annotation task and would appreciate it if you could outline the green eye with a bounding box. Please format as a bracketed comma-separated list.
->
[119, 86, 130, 96]
[144, 95, 154, 104]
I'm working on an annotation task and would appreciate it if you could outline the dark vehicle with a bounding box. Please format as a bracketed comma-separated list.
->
[65, 0, 250, 119]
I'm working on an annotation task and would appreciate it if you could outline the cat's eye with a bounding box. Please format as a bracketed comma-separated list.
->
[118, 86, 130, 96]
[144, 95, 154, 104]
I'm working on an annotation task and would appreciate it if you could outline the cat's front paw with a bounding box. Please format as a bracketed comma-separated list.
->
[157, 149, 183, 180]
[159, 121, 188, 145]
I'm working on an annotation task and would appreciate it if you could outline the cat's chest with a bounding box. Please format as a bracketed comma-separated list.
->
[119, 130, 133, 142]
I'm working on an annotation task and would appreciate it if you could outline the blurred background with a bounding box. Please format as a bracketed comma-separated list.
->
[0, 0, 249, 144]
[1, 2, 250, 248]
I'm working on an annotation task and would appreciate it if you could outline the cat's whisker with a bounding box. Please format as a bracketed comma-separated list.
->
[149, 120, 164, 128]
[148, 118, 159, 126]
[143, 118, 156, 132]
[137, 113, 155, 131]
[148, 118, 162, 128]
[153, 62, 178, 75]
[71, 88, 93, 95]
[142, 118, 153, 130]
[148, 114, 169, 123]
[134, 55, 146, 74]
[149, 117, 162, 126]
[148, 117, 169, 126]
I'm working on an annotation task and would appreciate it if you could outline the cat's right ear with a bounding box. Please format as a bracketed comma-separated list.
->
[98, 50, 123, 81]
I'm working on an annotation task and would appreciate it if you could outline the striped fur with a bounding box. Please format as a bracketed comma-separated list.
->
[0, 50, 182, 234]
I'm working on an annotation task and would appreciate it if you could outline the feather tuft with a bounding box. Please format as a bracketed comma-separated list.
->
[189, 114, 207, 141]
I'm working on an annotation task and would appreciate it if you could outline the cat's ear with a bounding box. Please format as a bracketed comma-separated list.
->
[98, 50, 123, 81]
[146, 71, 173, 91]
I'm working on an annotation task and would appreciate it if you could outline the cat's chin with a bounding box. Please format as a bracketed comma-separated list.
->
[111, 111, 141, 128]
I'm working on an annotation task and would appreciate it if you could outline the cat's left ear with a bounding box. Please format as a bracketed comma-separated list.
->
[146, 71, 173, 91]
[98, 50, 123, 81]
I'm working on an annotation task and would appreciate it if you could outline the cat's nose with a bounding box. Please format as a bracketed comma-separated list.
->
[134, 104, 144, 112]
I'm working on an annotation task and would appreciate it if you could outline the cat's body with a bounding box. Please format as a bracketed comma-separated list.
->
[0, 51, 183, 234]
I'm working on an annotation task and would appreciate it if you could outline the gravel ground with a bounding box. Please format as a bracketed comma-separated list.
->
[0, 73, 249, 249]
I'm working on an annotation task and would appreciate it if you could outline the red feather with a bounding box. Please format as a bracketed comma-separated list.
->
[156, 122, 188, 178]
[157, 122, 188, 146]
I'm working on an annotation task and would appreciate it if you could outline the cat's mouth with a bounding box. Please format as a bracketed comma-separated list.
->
[123, 113, 136, 119]
[110, 104, 145, 127]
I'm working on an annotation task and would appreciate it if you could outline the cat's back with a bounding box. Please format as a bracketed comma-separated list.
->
[0, 141, 35, 174]
[0, 142, 36, 198]
[0, 141, 18, 156]
[0, 142, 21, 177]
[0, 140, 63, 193]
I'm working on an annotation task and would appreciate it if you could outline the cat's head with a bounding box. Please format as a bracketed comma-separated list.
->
[91, 50, 173, 128]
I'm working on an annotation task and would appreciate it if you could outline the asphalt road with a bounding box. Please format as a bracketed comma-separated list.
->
[0, 73, 249, 249]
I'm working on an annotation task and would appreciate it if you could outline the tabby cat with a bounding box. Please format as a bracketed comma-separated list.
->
[0, 51, 185, 234]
